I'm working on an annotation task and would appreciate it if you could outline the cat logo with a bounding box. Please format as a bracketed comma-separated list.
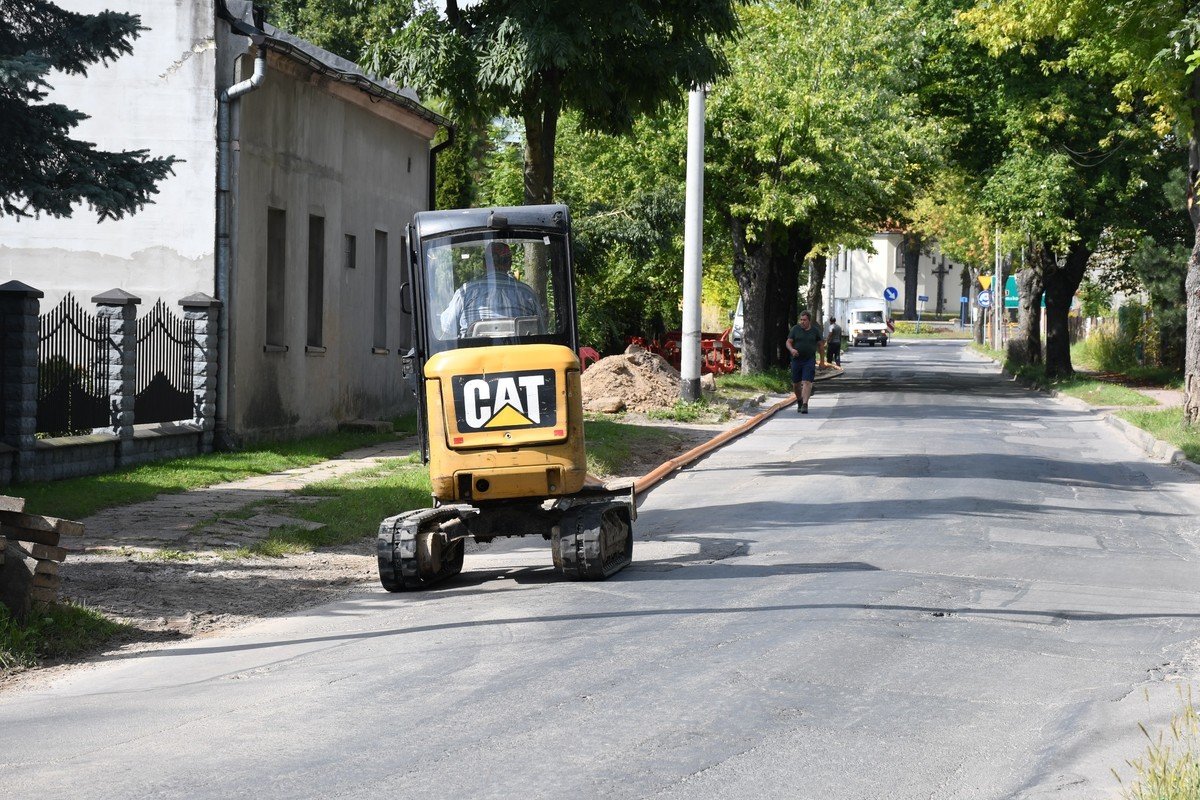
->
[451, 369, 557, 432]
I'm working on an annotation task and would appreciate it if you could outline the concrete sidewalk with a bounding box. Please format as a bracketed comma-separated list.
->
[74, 438, 419, 553]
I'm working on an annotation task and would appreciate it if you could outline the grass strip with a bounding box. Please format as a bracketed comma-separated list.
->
[9, 417, 416, 521]
[234, 456, 431, 557]
[584, 418, 689, 478]
[1117, 408, 1200, 463]
[716, 367, 791, 394]
[0, 602, 130, 673]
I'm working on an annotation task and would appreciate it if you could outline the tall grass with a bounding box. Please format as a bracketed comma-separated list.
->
[1116, 688, 1200, 799]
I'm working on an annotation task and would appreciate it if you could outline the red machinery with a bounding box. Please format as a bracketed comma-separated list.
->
[624, 328, 739, 375]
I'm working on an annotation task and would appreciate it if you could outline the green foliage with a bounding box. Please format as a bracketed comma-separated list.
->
[1077, 320, 1141, 374]
[265, 0, 411, 63]
[0, 1, 177, 219]
[1078, 277, 1113, 318]
[0, 602, 128, 672]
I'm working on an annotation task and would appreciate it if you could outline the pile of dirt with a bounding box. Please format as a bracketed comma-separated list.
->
[581, 347, 681, 413]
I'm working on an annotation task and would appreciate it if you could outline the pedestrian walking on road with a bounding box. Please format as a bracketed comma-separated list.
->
[826, 316, 843, 367]
[787, 310, 824, 414]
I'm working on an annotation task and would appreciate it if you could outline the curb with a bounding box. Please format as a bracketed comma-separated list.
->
[633, 368, 843, 496]
[975, 351, 1200, 479]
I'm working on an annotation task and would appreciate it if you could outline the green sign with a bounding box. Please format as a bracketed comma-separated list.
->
[1002, 275, 1045, 308]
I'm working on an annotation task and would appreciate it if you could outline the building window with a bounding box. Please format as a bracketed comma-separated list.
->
[266, 207, 287, 347]
[343, 233, 356, 269]
[374, 230, 388, 349]
[307, 215, 325, 348]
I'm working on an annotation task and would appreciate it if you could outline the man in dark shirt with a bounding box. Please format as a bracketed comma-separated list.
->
[786, 310, 824, 414]
[826, 315, 843, 367]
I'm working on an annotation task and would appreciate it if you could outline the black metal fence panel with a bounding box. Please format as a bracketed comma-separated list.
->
[37, 295, 113, 436]
[134, 299, 195, 424]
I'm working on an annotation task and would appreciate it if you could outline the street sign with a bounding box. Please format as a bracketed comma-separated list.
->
[977, 290, 992, 308]
[918, 295, 929, 302]
[979, 275, 993, 290]
[883, 287, 899, 301]
[960, 296, 969, 304]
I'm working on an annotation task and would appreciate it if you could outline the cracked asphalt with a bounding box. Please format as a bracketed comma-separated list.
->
[2, 339, 1200, 799]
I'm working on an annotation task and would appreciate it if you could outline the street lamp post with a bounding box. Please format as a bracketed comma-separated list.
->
[680, 85, 707, 402]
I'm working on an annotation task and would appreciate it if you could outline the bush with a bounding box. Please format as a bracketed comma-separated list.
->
[1077, 321, 1139, 373]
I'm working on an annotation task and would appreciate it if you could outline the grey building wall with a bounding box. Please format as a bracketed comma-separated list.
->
[0, 0, 218, 309]
[230, 50, 435, 440]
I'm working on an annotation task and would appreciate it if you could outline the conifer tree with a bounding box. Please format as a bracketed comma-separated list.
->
[0, 1, 176, 220]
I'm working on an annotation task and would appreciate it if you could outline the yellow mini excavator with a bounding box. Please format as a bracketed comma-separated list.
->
[377, 204, 635, 590]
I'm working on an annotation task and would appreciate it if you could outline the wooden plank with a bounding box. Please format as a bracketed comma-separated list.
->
[29, 587, 58, 604]
[34, 560, 59, 577]
[31, 573, 61, 590]
[0, 496, 23, 512]
[28, 543, 68, 563]
[0, 510, 83, 537]
[0, 524, 60, 547]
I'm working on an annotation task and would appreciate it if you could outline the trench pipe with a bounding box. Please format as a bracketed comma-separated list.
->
[633, 372, 842, 496]
[215, 40, 266, 446]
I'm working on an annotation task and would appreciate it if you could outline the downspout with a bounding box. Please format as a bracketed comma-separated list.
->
[427, 127, 456, 210]
[215, 37, 266, 447]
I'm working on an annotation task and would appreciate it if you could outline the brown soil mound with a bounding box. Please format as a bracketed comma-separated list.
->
[581, 349, 680, 412]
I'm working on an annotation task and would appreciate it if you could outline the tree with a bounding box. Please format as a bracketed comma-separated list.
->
[706, 0, 934, 372]
[367, 0, 737, 208]
[959, 0, 1200, 414]
[0, 2, 176, 220]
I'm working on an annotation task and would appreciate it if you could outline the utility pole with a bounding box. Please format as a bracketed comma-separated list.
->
[680, 85, 707, 402]
[994, 228, 1003, 351]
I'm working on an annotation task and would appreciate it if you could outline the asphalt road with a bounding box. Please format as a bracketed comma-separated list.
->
[4, 339, 1200, 800]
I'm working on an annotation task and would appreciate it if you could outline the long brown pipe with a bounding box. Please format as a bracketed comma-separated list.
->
[633, 395, 795, 496]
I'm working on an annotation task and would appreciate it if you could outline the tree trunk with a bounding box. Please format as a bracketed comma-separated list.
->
[765, 228, 806, 369]
[1044, 242, 1090, 378]
[732, 217, 773, 374]
[902, 233, 921, 320]
[1009, 252, 1044, 366]
[807, 255, 826, 325]
[1185, 69, 1200, 424]
[521, 93, 559, 299]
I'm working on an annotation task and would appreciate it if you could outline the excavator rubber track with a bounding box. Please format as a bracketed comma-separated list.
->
[377, 506, 467, 592]
[553, 500, 634, 580]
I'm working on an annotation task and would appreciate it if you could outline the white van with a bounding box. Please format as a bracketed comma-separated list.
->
[845, 297, 890, 347]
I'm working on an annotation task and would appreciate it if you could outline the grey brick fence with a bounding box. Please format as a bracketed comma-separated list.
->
[0, 282, 220, 485]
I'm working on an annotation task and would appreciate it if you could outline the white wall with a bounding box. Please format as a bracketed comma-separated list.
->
[827, 234, 971, 321]
[0, 0, 218, 312]
[230, 51, 437, 439]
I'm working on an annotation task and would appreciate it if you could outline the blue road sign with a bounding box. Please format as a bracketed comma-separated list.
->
[977, 290, 992, 308]
[883, 286, 899, 302]
[918, 295, 929, 302]
[960, 296, 969, 303]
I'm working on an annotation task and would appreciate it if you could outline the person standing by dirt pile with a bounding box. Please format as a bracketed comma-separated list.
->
[786, 310, 824, 414]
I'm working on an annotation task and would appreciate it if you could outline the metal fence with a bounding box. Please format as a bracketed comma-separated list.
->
[37, 295, 114, 436]
[134, 299, 196, 425]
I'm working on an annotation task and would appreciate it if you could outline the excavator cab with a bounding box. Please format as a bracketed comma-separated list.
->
[378, 204, 635, 591]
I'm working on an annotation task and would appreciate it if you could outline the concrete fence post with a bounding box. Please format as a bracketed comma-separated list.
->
[179, 293, 221, 452]
[91, 289, 140, 456]
[0, 281, 43, 483]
